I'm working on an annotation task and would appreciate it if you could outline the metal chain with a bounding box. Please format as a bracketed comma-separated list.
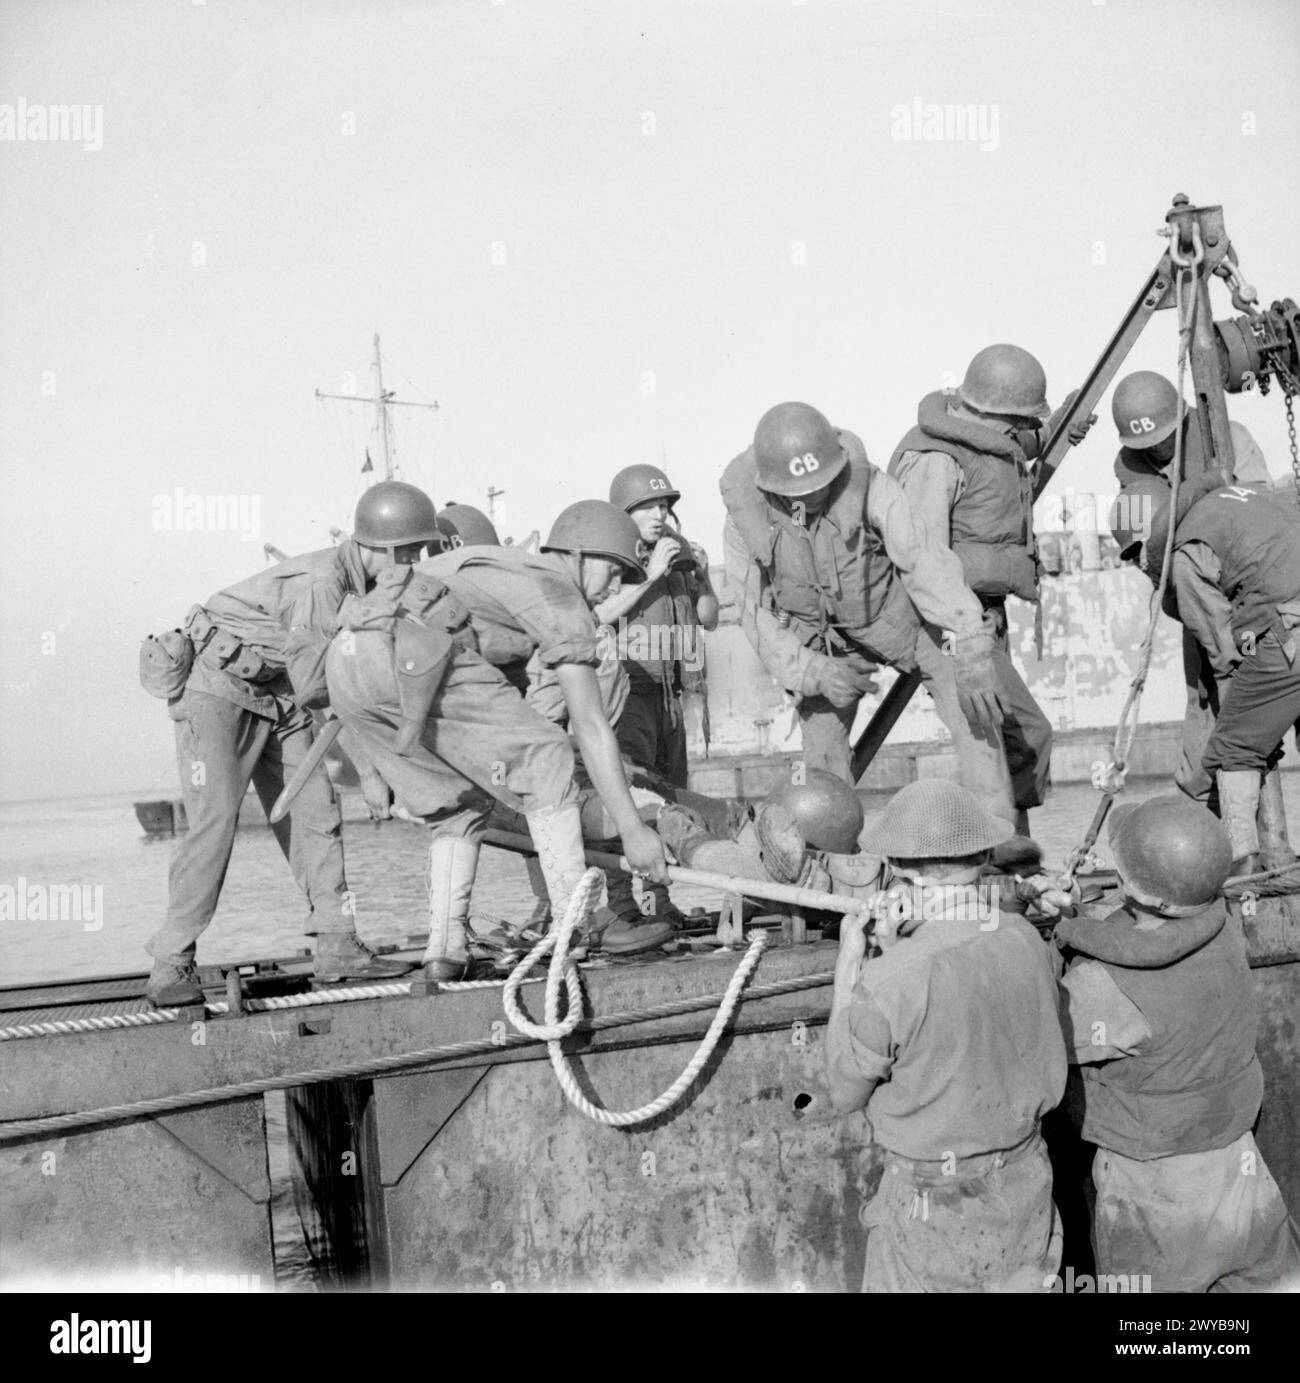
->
[1285, 386, 1300, 511]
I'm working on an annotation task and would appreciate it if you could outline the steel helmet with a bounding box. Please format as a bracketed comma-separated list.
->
[766, 767, 865, 855]
[1108, 794, 1232, 916]
[859, 779, 1011, 859]
[1109, 476, 1165, 562]
[541, 500, 645, 576]
[353, 480, 439, 551]
[435, 502, 500, 548]
[957, 344, 1051, 420]
[610, 464, 681, 512]
[753, 402, 848, 497]
[1112, 371, 1182, 451]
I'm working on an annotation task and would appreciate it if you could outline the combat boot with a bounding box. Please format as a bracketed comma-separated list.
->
[145, 955, 204, 1008]
[603, 870, 689, 935]
[1217, 770, 1262, 877]
[421, 835, 481, 982]
[528, 804, 674, 956]
[315, 932, 418, 983]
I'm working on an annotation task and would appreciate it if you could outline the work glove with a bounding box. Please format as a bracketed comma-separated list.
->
[1049, 389, 1098, 447]
[952, 623, 1007, 733]
[802, 653, 879, 709]
[357, 765, 394, 822]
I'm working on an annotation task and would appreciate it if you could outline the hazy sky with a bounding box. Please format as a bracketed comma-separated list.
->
[1, 0, 1297, 801]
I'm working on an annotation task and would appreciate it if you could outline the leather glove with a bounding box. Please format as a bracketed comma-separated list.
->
[1049, 389, 1097, 447]
[357, 766, 394, 822]
[803, 653, 879, 709]
[953, 625, 1007, 733]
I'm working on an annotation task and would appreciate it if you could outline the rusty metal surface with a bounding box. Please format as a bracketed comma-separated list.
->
[375, 1030, 878, 1291]
[2, 917, 1297, 1291]
[0, 1098, 274, 1284]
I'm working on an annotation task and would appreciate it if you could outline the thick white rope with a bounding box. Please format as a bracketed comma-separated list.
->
[0, 973, 547, 1042]
[501, 867, 768, 1127]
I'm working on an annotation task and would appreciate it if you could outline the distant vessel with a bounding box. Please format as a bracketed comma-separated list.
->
[133, 798, 187, 836]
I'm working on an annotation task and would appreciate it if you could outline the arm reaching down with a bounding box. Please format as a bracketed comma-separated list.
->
[868, 467, 983, 635]
[557, 661, 669, 881]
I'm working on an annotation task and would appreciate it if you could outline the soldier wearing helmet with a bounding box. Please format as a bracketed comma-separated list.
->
[889, 345, 1097, 836]
[1108, 369, 1270, 808]
[434, 501, 500, 551]
[721, 400, 1016, 827]
[825, 779, 1068, 1292]
[1133, 477, 1300, 876]
[593, 463, 718, 929]
[143, 479, 439, 1007]
[324, 499, 673, 984]
[1056, 795, 1300, 1291]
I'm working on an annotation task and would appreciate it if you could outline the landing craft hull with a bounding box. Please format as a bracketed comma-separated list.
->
[1, 898, 1298, 1290]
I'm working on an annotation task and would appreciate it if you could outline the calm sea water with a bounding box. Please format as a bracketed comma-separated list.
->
[6, 773, 1295, 986]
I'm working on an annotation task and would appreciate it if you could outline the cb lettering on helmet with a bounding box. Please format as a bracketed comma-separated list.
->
[789, 452, 821, 477]
[648, 478, 668, 491]
[1129, 416, 1157, 436]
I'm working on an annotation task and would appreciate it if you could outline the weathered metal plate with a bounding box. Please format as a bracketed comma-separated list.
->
[0, 1098, 274, 1286]
[374, 1030, 879, 1292]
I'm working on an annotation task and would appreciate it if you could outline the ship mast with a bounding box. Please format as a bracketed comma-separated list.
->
[315, 333, 440, 482]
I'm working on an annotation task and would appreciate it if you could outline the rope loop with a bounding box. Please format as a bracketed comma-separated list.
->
[501, 866, 769, 1127]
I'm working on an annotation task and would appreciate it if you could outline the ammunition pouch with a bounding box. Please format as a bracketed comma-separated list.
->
[139, 628, 195, 700]
[338, 567, 476, 756]
[185, 607, 272, 682]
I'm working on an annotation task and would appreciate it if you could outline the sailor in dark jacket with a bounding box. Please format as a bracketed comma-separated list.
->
[1057, 795, 1300, 1292]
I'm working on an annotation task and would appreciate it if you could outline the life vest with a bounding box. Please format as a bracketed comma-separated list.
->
[889, 391, 1038, 603]
[620, 568, 697, 692]
[1174, 483, 1300, 646]
[1076, 905, 1263, 1160]
[719, 430, 919, 667]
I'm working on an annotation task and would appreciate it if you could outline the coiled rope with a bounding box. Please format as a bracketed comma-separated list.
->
[502, 867, 769, 1126]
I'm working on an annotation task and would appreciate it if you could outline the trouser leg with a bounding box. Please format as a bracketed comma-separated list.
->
[985, 605, 1052, 811]
[250, 703, 351, 935]
[1175, 632, 1218, 804]
[797, 694, 857, 782]
[914, 626, 1016, 828]
[1203, 635, 1300, 776]
[661, 694, 689, 788]
[615, 684, 690, 923]
[149, 690, 270, 960]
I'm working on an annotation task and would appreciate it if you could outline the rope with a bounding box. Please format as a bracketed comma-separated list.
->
[0, 967, 830, 1143]
[1062, 235, 1201, 884]
[501, 868, 769, 1127]
[0, 974, 547, 1043]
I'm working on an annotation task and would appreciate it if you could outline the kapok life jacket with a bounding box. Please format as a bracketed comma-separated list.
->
[720, 429, 919, 667]
[1174, 483, 1300, 648]
[889, 391, 1038, 603]
[620, 567, 697, 693]
[1075, 904, 1263, 1160]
